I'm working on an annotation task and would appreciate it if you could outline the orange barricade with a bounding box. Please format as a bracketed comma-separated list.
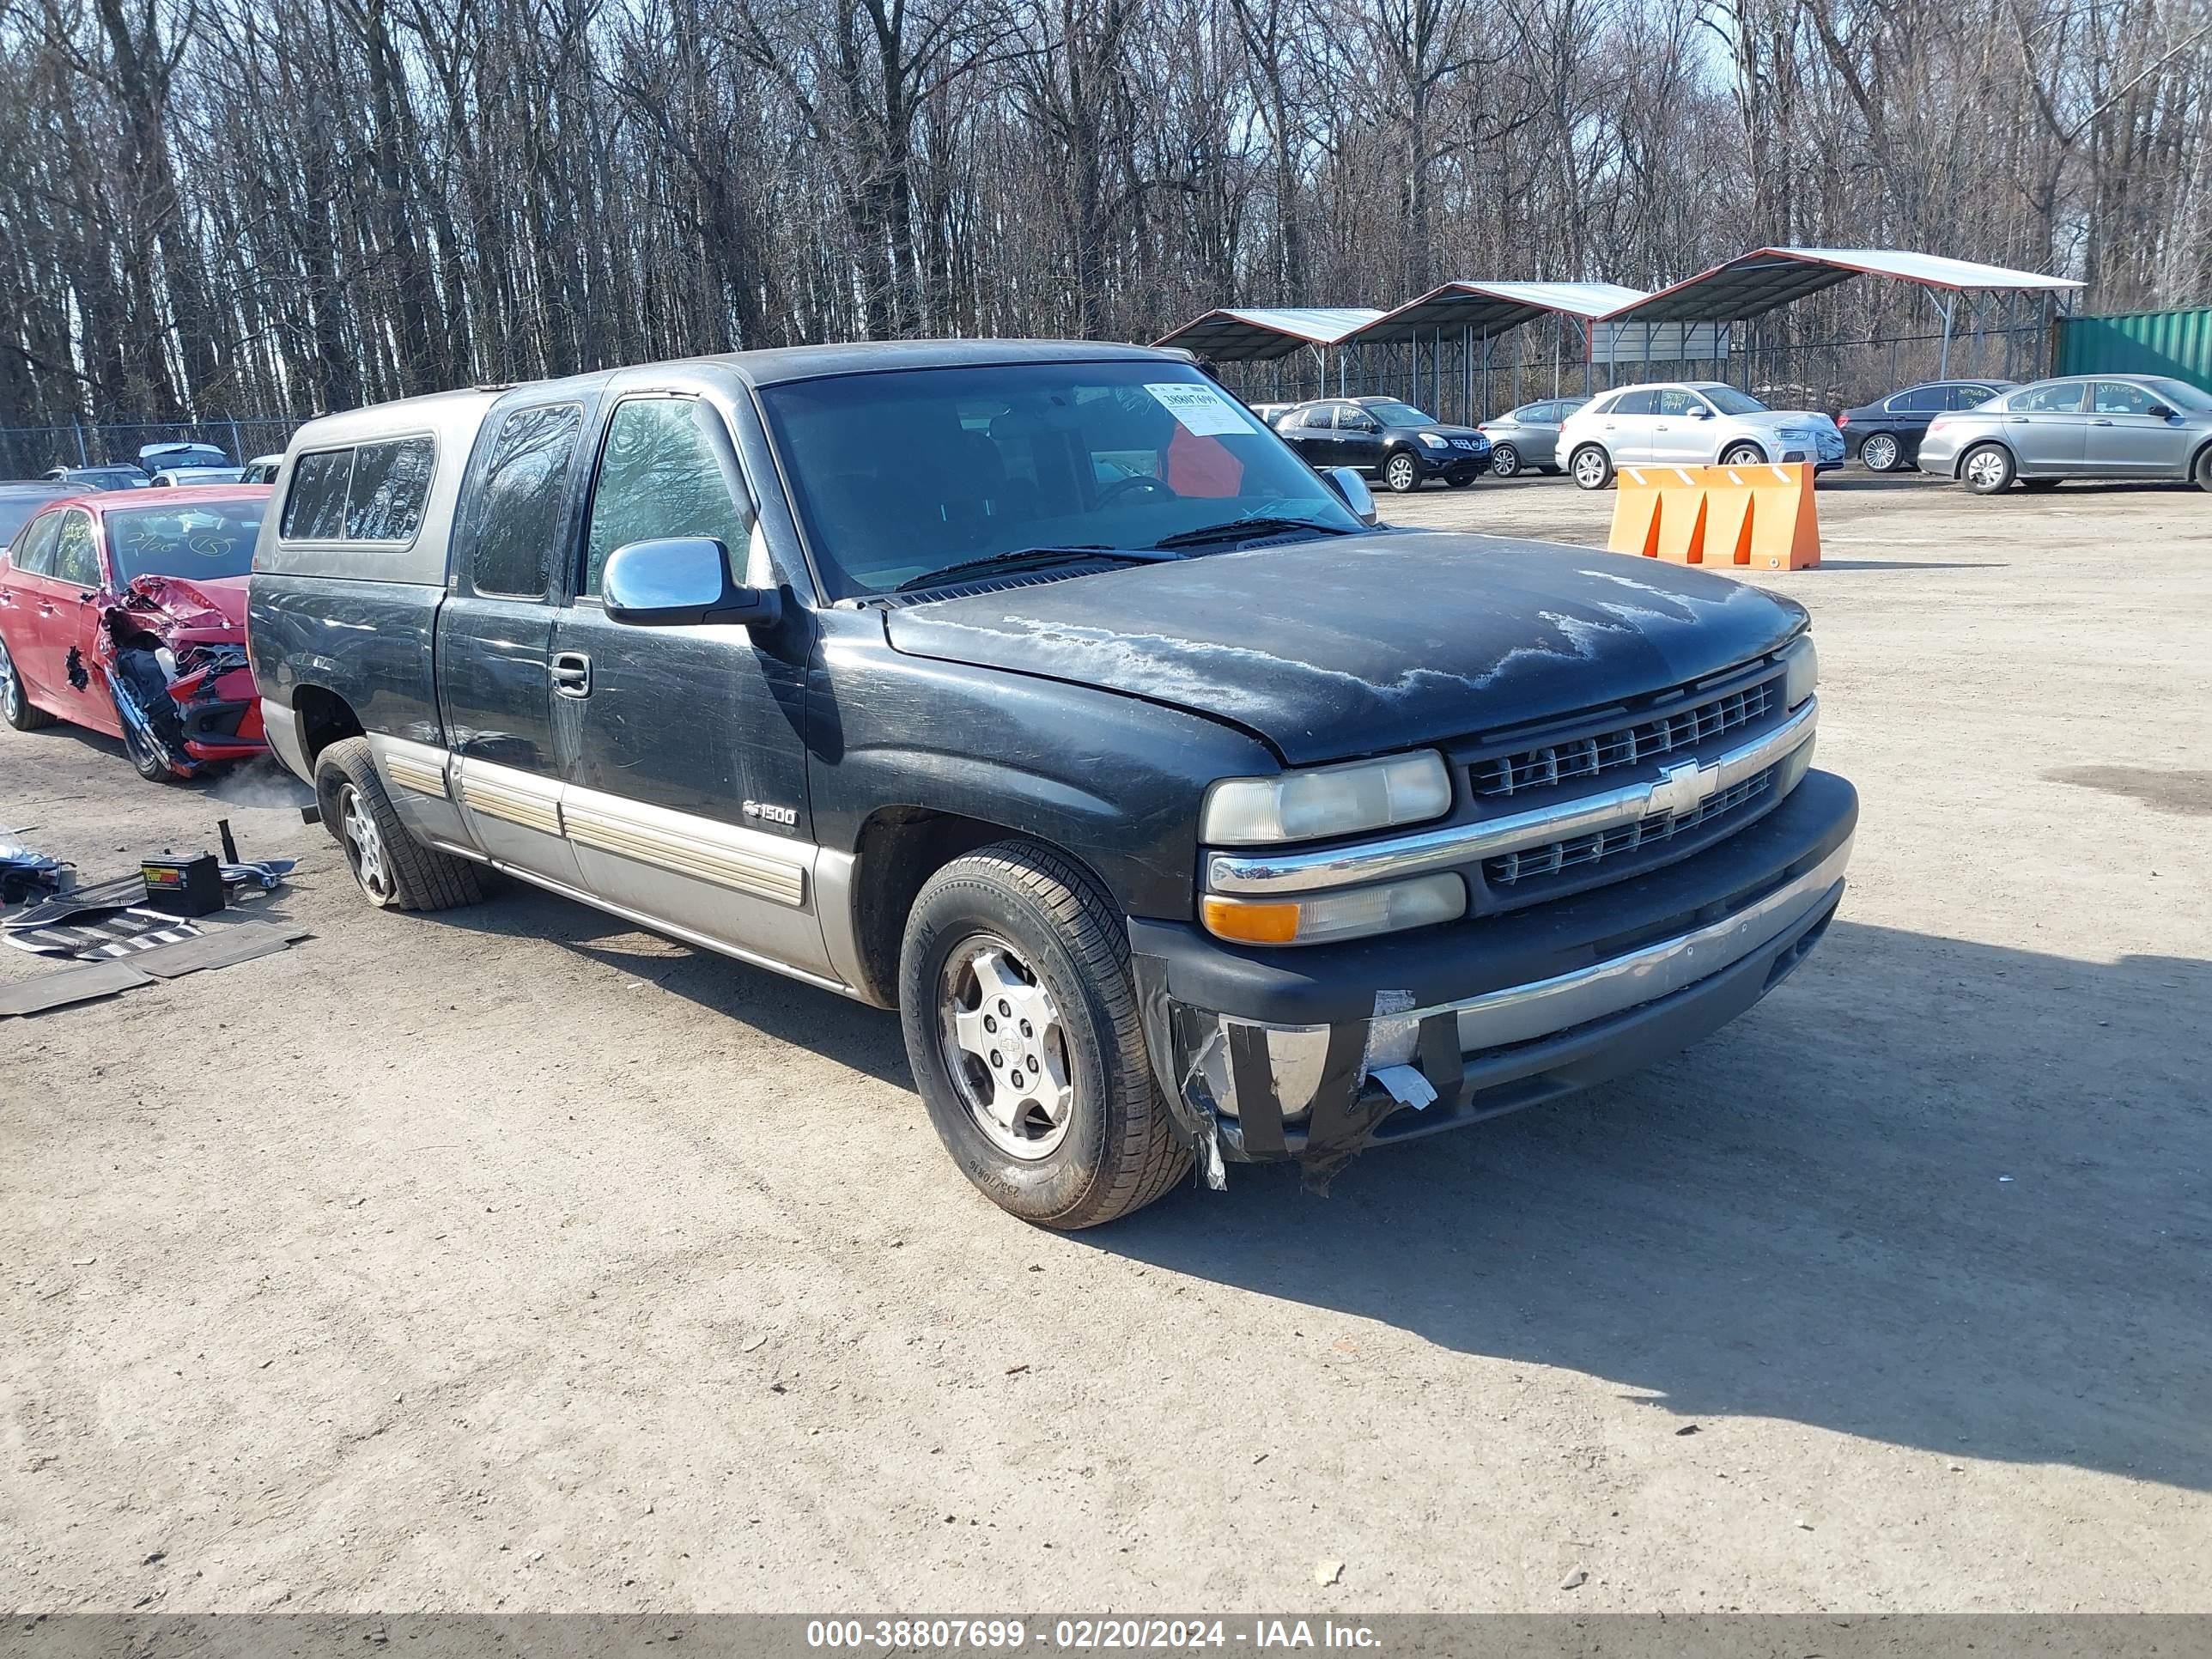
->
[1607, 462, 1820, 570]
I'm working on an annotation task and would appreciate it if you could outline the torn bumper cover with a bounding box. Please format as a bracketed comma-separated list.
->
[1131, 769, 1857, 1186]
[98, 577, 266, 774]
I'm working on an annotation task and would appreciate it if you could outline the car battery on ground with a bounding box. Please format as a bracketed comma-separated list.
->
[140, 852, 226, 917]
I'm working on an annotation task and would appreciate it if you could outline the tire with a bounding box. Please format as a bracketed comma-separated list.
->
[108, 653, 187, 782]
[1382, 451, 1422, 494]
[1859, 432, 1902, 472]
[2192, 446, 2212, 493]
[1720, 442, 1767, 467]
[899, 839, 1191, 1229]
[0, 635, 55, 731]
[1490, 442, 1522, 478]
[1570, 445, 1613, 490]
[1961, 443, 2016, 494]
[313, 735, 483, 910]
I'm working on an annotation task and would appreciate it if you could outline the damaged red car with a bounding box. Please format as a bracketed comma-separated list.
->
[0, 486, 270, 782]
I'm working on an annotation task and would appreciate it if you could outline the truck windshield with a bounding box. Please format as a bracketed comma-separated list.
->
[105, 502, 264, 582]
[757, 362, 1365, 598]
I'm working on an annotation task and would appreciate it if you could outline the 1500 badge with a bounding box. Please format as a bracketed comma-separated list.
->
[742, 799, 799, 828]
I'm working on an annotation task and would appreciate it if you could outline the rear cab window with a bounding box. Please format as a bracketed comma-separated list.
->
[460, 404, 586, 598]
[280, 437, 436, 544]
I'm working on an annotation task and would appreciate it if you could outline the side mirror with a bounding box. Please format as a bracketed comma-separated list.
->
[1686, 405, 1714, 419]
[2147, 404, 2174, 420]
[1324, 465, 1378, 527]
[602, 536, 782, 629]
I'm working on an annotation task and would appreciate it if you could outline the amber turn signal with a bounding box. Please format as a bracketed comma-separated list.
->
[1200, 895, 1302, 945]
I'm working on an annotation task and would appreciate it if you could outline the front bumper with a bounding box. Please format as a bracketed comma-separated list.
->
[1129, 769, 1856, 1177]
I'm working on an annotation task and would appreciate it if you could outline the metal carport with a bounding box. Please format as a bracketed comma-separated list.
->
[1151, 307, 1384, 403]
[1340, 281, 1650, 422]
[1595, 247, 2083, 382]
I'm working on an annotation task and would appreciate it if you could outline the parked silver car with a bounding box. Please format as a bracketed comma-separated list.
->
[1477, 398, 1590, 477]
[1916, 374, 2212, 494]
[1559, 381, 1846, 490]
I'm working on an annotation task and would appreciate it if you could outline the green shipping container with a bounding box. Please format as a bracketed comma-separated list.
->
[2057, 308, 2212, 393]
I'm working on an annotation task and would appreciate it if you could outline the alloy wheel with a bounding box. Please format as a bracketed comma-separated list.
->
[1862, 433, 1900, 471]
[0, 640, 19, 722]
[938, 936, 1074, 1161]
[1572, 448, 1608, 489]
[337, 781, 396, 903]
[1385, 453, 1419, 493]
[1966, 449, 2009, 490]
[1491, 444, 1521, 478]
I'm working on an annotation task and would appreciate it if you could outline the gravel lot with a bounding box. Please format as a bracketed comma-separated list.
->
[3, 471, 2208, 1613]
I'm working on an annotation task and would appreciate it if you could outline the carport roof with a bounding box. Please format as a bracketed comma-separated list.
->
[1346, 280, 1650, 343]
[1151, 306, 1385, 362]
[1602, 247, 2085, 324]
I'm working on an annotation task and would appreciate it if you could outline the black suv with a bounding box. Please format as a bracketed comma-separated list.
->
[1276, 396, 1493, 491]
[248, 340, 1853, 1229]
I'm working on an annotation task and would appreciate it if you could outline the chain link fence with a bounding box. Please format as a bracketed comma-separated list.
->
[2, 416, 306, 481]
[1207, 317, 2057, 428]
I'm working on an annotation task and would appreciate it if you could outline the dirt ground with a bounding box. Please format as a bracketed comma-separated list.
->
[3, 471, 2209, 1613]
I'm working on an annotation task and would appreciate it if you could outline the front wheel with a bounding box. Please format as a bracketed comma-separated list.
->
[1961, 444, 2016, 494]
[0, 635, 55, 731]
[1720, 441, 1767, 467]
[313, 736, 483, 910]
[2191, 446, 2212, 492]
[899, 840, 1191, 1229]
[1570, 445, 1613, 490]
[1490, 442, 1522, 478]
[1859, 432, 1902, 472]
[1382, 452, 1422, 494]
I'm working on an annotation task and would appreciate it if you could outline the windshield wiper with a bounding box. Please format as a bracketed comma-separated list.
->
[1149, 515, 1353, 551]
[894, 545, 1179, 592]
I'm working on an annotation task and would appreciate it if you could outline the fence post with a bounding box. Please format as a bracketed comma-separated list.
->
[71, 418, 88, 466]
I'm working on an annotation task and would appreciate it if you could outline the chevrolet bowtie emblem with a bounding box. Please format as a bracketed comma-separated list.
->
[1649, 758, 1719, 818]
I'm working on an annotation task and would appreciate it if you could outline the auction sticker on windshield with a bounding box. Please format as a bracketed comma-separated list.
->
[1146, 382, 1248, 436]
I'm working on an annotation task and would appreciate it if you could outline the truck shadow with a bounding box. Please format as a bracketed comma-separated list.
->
[1079, 919, 2212, 1493]
[422, 888, 2211, 1492]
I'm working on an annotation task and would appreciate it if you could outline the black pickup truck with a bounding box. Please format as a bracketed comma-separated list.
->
[247, 341, 1855, 1228]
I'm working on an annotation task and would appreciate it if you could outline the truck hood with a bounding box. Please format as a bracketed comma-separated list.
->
[881, 532, 1807, 764]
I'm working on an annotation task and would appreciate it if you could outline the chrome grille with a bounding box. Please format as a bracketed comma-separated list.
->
[1485, 769, 1772, 885]
[1471, 680, 1774, 799]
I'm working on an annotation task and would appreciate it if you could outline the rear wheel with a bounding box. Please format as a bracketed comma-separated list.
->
[313, 736, 482, 910]
[1570, 445, 1613, 490]
[900, 840, 1190, 1229]
[1382, 452, 1422, 494]
[1490, 442, 1522, 478]
[1859, 432, 1902, 472]
[1961, 444, 2015, 494]
[0, 636, 55, 731]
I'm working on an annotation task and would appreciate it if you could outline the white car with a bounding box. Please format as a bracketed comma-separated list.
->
[1559, 381, 1846, 489]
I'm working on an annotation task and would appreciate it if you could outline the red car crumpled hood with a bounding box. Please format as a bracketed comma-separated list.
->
[120, 573, 246, 640]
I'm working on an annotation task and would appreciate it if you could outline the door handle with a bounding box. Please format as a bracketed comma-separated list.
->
[2092, 419, 2114, 426]
[550, 651, 591, 698]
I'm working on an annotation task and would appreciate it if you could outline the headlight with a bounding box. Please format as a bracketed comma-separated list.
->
[1417, 432, 1449, 449]
[1202, 874, 1466, 946]
[1778, 428, 1810, 441]
[1203, 751, 1452, 846]
[1781, 634, 1819, 708]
